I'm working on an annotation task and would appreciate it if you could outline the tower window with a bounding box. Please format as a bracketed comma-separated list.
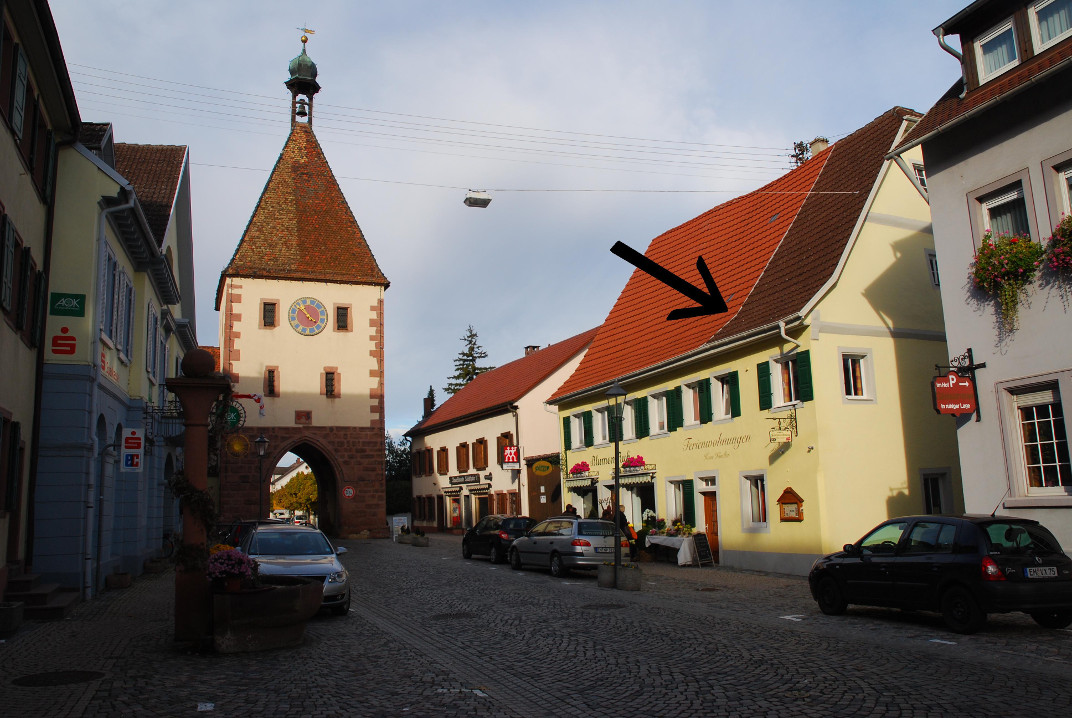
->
[335, 305, 349, 331]
[264, 367, 280, 397]
[322, 367, 340, 398]
[261, 300, 278, 329]
[325, 371, 336, 397]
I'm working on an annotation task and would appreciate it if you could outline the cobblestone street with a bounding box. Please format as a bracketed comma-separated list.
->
[3, 534, 1072, 717]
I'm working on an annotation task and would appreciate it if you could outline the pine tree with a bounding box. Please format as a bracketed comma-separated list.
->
[444, 325, 494, 395]
[426, 385, 436, 413]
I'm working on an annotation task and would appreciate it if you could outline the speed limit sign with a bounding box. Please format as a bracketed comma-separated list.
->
[343, 485, 355, 499]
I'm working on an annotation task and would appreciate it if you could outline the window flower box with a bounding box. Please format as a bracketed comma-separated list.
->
[970, 230, 1044, 331]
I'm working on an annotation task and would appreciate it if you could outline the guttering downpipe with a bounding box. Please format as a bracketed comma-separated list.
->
[933, 27, 962, 61]
[778, 320, 801, 350]
[91, 441, 118, 599]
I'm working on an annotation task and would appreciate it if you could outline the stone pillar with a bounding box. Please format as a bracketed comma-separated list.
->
[166, 349, 230, 647]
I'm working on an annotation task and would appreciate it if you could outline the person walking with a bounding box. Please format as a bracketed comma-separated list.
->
[617, 505, 637, 560]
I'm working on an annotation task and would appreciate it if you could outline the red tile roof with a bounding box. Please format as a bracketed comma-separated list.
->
[407, 328, 598, 436]
[114, 143, 188, 247]
[551, 108, 918, 401]
[893, 41, 1072, 153]
[217, 123, 388, 309]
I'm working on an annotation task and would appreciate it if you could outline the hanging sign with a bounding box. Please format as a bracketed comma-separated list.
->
[120, 429, 144, 472]
[502, 445, 520, 470]
[532, 460, 553, 476]
[769, 429, 793, 444]
[932, 370, 977, 416]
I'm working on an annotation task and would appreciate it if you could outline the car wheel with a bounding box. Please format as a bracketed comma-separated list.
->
[462, 541, 472, 559]
[549, 553, 569, 578]
[815, 577, 847, 616]
[509, 548, 522, 570]
[332, 592, 351, 616]
[1030, 609, 1072, 629]
[941, 586, 986, 634]
[489, 543, 503, 564]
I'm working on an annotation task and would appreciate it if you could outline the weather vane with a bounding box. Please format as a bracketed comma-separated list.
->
[297, 27, 316, 45]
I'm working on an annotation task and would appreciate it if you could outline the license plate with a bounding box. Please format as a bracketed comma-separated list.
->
[595, 547, 613, 553]
[1025, 566, 1057, 578]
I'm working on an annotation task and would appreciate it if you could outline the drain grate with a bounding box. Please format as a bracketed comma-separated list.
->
[429, 611, 477, 621]
[12, 670, 106, 687]
[581, 603, 626, 610]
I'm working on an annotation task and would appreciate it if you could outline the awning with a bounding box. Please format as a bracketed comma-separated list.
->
[618, 473, 654, 486]
[564, 476, 596, 489]
[468, 484, 492, 495]
[441, 487, 462, 496]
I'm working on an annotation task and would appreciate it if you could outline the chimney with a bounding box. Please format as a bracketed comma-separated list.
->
[524, 345, 540, 356]
[423, 396, 433, 418]
[809, 137, 829, 156]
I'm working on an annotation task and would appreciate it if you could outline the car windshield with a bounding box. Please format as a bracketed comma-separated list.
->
[578, 521, 615, 537]
[984, 521, 1064, 555]
[249, 530, 333, 556]
[859, 521, 908, 555]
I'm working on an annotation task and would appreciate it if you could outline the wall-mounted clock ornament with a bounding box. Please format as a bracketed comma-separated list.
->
[288, 297, 328, 336]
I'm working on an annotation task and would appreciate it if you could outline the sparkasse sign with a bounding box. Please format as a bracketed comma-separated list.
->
[932, 370, 977, 416]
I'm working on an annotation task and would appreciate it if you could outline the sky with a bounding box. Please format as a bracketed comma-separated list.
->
[48, 0, 970, 439]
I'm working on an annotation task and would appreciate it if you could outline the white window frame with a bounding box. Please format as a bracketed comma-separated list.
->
[1061, 165, 1072, 216]
[912, 163, 927, 191]
[982, 185, 1030, 236]
[773, 356, 799, 408]
[712, 373, 734, 421]
[593, 406, 610, 445]
[666, 477, 687, 523]
[999, 372, 1072, 506]
[684, 380, 704, 426]
[570, 413, 586, 450]
[740, 471, 769, 533]
[649, 391, 668, 435]
[1012, 384, 1071, 495]
[920, 469, 953, 514]
[839, 348, 876, 404]
[925, 249, 940, 287]
[621, 400, 635, 441]
[974, 17, 1020, 83]
[1030, 0, 1072, 52]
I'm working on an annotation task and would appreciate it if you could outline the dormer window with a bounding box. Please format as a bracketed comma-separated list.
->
[975, 18, 1019, 82]
[1030, 0, 1072, 51]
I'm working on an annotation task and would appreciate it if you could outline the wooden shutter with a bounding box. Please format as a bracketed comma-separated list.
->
[683, 479, 696, 526]
[44, 131, 57, 204]
[456, 443, 469, 472]
[31, 269, 46, 347]
[562, 416, 571, 451]
[582, 411, 594, 447]
[796, 350, 813, 402]
[698, 379, 713, 424]
[668, 386, 684, 432]
[15, 247, 30, 330]
[634, 397, 649, 439]
[1, 219, 14, 313]
[728, 371, 741, 418]
[10, 46, 28, 140]
[757, 361, 772, 410]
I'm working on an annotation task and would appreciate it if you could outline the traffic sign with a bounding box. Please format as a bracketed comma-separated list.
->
[343, 485, 355, 499]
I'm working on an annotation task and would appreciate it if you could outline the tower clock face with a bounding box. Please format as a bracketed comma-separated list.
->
[288, 297, 328, 336]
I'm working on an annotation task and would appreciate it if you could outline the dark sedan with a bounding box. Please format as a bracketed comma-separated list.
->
[462, 515, 536, 564]
[809, 514, 1072, 633]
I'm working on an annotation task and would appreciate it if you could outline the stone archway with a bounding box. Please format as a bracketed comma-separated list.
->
[269, 439, 342, 537]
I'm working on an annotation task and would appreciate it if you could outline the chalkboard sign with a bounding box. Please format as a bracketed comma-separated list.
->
[692, 533, 715, 567]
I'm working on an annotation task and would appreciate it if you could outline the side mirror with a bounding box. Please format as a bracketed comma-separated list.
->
[335, 546, 348, 555]
[843, 543, 859, 555]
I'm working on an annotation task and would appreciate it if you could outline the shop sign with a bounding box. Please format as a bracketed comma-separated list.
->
[120, 429, 143, 472]
[50, 292, 85, 317]
[532, 460, 553, 476]
[449, 473, 480, 485]
[502, 445, 520, 470]
[932, 371, 976, 416]
[769, 429, 792, 444]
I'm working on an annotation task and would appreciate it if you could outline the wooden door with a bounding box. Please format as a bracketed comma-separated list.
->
[703, 493, 720, 564]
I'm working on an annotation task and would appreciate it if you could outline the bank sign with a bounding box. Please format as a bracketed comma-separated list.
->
[932, 371, 977, 417]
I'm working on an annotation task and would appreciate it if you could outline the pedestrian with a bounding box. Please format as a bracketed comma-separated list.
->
[564, 503, 578, 517]
[601, 505, 614, 521]
[617, 505, 637, 560]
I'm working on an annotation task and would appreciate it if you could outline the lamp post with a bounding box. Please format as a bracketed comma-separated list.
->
[606, 380, 627, 589]
[255, 434, 269, 519]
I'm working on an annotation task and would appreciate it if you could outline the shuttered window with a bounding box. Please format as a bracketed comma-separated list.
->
[633, 397, 650, 439]
[667, 386, 684, 432]
[757, 362, 772, 411]
[562, 416, 571, 452]
[582, 411, 594, 448]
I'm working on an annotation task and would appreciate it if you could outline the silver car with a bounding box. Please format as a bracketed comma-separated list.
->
[509, 517, 627, 578]
[239, 524, 350, 615]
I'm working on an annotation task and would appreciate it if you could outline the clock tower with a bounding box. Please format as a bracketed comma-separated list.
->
[214, 35, 389, 536]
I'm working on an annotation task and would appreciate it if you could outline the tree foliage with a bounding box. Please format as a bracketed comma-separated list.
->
[426, 385, 436, 414]
[385, 432, 412, 515]
[271, 470, 318, 515]
[444, 325, 494, 395]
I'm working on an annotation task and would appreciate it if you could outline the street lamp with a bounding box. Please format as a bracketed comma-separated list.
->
[605, 380, 627, 589]
[255, 434, 269, 519]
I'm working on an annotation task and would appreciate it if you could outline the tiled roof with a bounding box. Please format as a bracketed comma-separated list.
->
[551, 108, 917, 401]
[217, 123, 388, 305]
[199, 345, 221, 372]
[78, 122, 110, 148]
[407, 328, 599, 436]
[894, 41, 1072, 152]
[114, 143, 187, 247]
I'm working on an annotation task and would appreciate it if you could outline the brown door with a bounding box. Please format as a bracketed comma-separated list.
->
[703, 493, 720, 564]
[526, 463, 560, 521]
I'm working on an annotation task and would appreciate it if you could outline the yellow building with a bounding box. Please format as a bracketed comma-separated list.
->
[550, 108, 962, 575]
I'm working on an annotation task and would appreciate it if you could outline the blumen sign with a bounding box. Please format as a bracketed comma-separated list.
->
[932, 370, 977, 416]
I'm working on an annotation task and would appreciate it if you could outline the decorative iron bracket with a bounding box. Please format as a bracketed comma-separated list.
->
[935, 347, 986, 422]
[767, 406, 798, 436]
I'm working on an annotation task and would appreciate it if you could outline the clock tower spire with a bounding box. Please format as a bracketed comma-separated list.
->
[286, 31, 320, 128]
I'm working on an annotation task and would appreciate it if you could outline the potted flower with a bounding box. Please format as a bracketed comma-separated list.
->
[969, 230, 1045, 331]
[569, 461, 590, 476]
[622, 455, 646, 470]
[1045, 214, 1072, 276]
[411, 528, 429, 547]
[206, 547, 258, 592]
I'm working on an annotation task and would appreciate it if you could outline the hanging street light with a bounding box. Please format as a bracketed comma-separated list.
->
[255, 434, 269, 519]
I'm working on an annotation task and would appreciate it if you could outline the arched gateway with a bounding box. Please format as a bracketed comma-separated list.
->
[213, 36, 389, 537]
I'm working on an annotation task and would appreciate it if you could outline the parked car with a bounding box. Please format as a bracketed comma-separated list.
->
[214, 518, 287, 547]
[809, 514, 1072, 633]
[237, 523, 350, 616]
[509, 517, 629, 578]
[462, 515, 536, 564]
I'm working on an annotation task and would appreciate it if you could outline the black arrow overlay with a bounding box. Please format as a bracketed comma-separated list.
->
[611, 241, 728, 320]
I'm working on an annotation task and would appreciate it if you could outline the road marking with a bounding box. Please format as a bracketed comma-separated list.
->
[929, 639, 957, 645]
[197, 703, 215, 712]
[780, 615, 805, 622]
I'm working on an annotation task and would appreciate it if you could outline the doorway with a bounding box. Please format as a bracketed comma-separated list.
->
[702, 493, 720, 564]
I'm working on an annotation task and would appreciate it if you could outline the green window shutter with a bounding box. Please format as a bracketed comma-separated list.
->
[796, 350, 814, 402]
[562, 416, 571, 451]
[757, 361, 772, 411]
[698, 378, 713, 424]
[0, 218, 12, 312]
[634, 397, 649, 439]
[668, 386, 684, 432]
[582, 411, 594, 447]
[728, 371, 741, 418]
[683, 479, 696, 526]
[608, 405, 621, 442]
[11, 46, 29, 141]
